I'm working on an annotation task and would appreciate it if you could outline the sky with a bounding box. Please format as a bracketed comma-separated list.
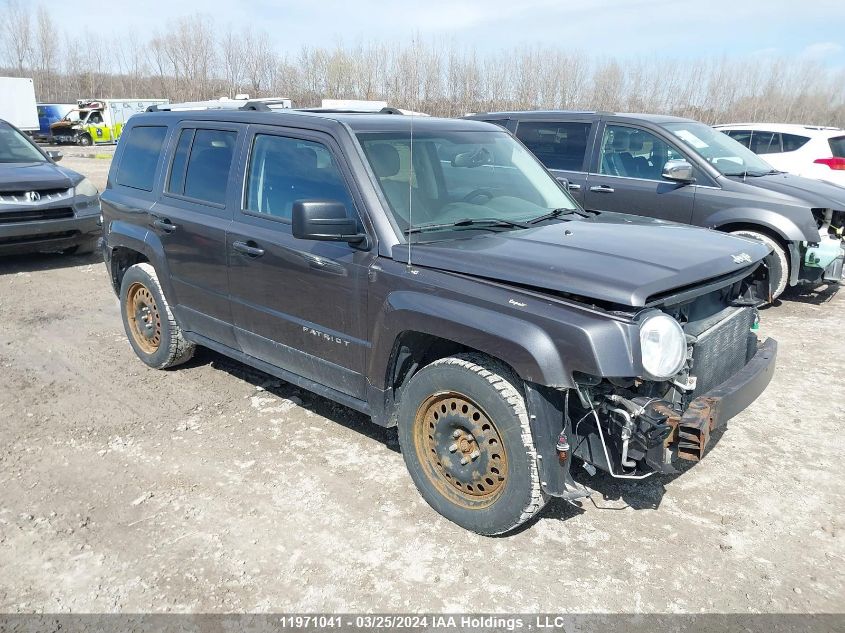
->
[44, 0, 845, 69]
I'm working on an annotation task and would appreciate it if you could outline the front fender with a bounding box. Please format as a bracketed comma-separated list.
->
[369, 291, 575, 389]
[706, 207, 820, 243]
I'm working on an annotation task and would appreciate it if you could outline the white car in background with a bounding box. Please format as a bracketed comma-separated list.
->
[715, 123, 845, 188]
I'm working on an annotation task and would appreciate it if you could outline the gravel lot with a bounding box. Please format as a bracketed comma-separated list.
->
[0, 151, 843, 613]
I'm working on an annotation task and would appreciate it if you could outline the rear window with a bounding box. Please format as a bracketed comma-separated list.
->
[830, 136, 845, 157]
[782, 133, 811, 152]
[115, 126, 167, 191]
[515, 121, 591, 171]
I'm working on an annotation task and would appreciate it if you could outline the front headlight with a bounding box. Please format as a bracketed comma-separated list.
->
[639, 312, 686, 380]
[74, 177, 98, 198]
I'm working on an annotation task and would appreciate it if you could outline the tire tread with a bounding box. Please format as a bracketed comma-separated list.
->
[424, 353, 547, 534]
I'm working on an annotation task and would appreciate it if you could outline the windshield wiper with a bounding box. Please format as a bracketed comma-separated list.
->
[405, 217, 529, 235]
[527, 207, 591, 224]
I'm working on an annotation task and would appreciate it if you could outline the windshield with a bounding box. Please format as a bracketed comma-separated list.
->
[0, 124, 46, 163]
[356, 129, 577, 239]
[662, 122, 775, 177]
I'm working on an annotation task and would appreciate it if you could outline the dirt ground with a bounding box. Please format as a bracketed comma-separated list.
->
[0, 151, 843, 614]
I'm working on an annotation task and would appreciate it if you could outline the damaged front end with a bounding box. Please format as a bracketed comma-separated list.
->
[526, 272, 777, 497]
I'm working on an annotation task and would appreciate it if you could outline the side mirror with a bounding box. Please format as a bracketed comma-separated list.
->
[662, 159, 694, 183]
[46, 150, 63, 162]
[292, 200, 367, 246]
[556, 176, 570, 189]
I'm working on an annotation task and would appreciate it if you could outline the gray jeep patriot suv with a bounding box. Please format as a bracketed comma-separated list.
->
[466, 111, 845, 299]
[101, 109, 777, 535]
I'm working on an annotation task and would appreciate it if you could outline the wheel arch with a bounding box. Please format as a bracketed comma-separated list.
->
[105, 221, 174, 298]
[716, 221, 798, 287]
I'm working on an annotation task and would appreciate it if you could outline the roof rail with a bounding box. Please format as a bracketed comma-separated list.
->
[147, 97, 293, 113]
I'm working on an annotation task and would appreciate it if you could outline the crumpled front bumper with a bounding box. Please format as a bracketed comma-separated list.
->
[666, 337, 778, 461]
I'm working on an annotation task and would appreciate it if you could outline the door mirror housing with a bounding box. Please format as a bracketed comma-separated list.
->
[46, 149, 63, 162]
[662, 159, 694, 183]
[556, 176, 570, 189]
[292, 200, 368, 247]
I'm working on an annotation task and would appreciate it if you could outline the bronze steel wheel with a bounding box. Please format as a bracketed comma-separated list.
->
[125, 281, 162, 354]
[414, 391, 508, 509]
[397, 354, 546, 535]
[119, 263, 194, 369]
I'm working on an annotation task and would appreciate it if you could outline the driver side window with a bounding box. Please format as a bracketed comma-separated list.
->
[598, 125, 682, 180]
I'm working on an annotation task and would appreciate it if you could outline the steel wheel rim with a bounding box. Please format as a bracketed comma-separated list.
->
[414, 391, 508, 508]
[125, 282, 162, 354]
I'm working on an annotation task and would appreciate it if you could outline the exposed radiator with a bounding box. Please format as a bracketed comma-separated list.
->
[690, 307, 755, 397]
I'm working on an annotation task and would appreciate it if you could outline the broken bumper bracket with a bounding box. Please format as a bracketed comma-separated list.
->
[672, 337, 778, 461]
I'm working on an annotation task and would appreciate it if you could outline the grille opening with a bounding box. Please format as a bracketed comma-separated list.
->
[0, 230, 79, 245]
[0, 207, 74, 224]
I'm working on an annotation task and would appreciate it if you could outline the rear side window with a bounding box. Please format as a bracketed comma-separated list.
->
[115, 126, 167, 191]
[782, 133, 811, 152]
[723, 130, 751, 148]
[167, 129, 237, 205]
[515, 121, 591, 171]
[244, 134, 355, 221]
[167, 129, 194, 193]
[829, 136, 845, 157]
[749, 131, 781, 154]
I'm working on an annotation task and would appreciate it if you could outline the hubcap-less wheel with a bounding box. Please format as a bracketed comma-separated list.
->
[125, 282, 161, 354]
[414, 391, 508, 508]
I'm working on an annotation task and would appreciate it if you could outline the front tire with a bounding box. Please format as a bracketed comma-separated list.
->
[729, 230, 789, 300]
[78, 133, 92, 147]
[397, 354, 547, 535]
[119, 263, 195, 369]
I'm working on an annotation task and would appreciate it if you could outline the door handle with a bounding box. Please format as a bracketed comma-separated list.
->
[567, 183, 581, 191]
[232, 240, 265, 258]
[152, 217, 178, 232]
[589, 185, 615, 193]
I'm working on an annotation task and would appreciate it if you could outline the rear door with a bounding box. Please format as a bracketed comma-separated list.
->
[513, 117, 596, 205]
[583, 121, 696, 224]
[151, 121, 245, 348]
[226, 125, 373, 399]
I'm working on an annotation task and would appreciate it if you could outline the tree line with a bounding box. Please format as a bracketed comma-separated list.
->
[2, 3, 844, 127]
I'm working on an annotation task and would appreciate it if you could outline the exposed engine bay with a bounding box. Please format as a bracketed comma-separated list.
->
[561, 272, 774, 480]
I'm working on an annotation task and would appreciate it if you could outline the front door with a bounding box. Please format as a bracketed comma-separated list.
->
[226, 127, 372, 399]
[584, 123, 696, 224]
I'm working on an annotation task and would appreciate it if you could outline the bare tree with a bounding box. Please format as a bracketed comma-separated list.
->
[4, 16, 843, 128]
[2, 0, 33, 75]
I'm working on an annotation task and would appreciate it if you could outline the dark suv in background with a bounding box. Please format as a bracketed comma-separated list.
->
[0, 119, 101, 256]
[100, 109, 775, 535]
[467, 111, 845, 299]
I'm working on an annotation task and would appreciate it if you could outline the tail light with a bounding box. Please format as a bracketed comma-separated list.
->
[814, 157, 845, 170]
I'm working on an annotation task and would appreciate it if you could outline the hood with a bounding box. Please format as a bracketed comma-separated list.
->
[728, 172, 845, 208]
[393, 215, 770, 307]
[0, 162, 79, 192]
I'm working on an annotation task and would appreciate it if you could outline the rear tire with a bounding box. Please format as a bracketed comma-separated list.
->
[119, 263, 195, 369]
[397, 354, 547, 535]
[729, 230, 789, 300]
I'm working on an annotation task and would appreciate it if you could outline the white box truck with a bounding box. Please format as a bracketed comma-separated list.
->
[0, 77, 39, 132]
[50, 98, 168, 145]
